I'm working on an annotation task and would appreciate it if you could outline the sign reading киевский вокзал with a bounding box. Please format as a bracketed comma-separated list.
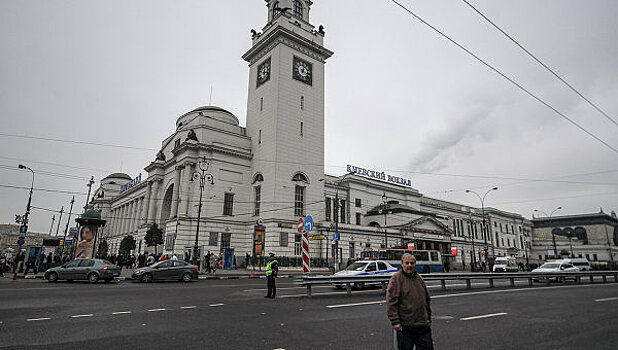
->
[346, 164, 412, 187]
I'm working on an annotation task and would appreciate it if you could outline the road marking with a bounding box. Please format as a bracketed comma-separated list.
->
[147, 308, 167, 312]
[594, 297, 618, 302]
[26, 317, 51, 322]
[461, 312, 508, 321]
[180, 306, 197, 309]
[111, 311, 132, 315]
[209, 303, 224, 307]
[71, 314, 94, 318]
[327, 300, 385, 309]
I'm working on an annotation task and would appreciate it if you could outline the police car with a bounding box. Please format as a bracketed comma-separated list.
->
[333, 260, 398, 290]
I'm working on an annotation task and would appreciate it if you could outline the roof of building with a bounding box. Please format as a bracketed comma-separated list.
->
[103, 173, 132, 180]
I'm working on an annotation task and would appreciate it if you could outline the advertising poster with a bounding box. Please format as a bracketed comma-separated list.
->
[74, 225, 97, 259]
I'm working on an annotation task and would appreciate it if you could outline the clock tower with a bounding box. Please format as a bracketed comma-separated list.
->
[243, 0, 333, 227]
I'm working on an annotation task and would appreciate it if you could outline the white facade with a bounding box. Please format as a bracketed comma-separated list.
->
[90, 1, 616, 271]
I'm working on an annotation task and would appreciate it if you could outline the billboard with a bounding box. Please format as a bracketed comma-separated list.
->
[74, 225, 97, 259]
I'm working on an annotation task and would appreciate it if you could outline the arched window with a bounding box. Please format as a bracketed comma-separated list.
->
[252, 173, 264, 184]
[292, 172, 308, 183]
[293, 0, 303, 19]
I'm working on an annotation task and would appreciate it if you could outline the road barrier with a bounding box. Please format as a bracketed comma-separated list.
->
[295, 271, 618, 298]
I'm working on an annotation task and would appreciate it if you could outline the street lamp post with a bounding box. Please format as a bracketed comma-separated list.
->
[533, 207, 562, 258]
[18, 164, 35, 230]
[333, 172, 353, 272]
[465, 187, 498, 267]
[468, 213, 477, 272]
[380, 193, 389, 249]
[191, 157, 214, 269]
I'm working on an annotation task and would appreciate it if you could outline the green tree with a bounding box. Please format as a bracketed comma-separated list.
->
[119, 235, 136, 256]
[144, 223, 164, 255]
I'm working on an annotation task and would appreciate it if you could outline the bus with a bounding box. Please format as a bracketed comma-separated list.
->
[360, 248, 443, 273]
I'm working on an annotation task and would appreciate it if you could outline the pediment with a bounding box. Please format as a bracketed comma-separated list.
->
[399, 216, 453, 236]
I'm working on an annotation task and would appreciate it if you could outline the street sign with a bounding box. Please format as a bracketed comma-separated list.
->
[69, 227, 79, 237]
[19, 224, 28, 234]
[304, 215, 313, 232]
[17, 238, 25, 246]
[297, 218, 305, 233]
[256, 218, 264, 226]
[309, 235, 324, 240]
[407, 243, 415, 250]
[333, 233, 339, 241]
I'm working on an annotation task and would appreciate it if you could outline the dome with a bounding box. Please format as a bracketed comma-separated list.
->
[176, 105, 239, 128]
[104, 173, 132, 181]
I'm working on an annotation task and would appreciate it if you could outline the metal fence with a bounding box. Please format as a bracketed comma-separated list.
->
[295, 270, 618, 298]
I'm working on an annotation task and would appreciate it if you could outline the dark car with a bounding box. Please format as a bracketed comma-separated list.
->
[44, 258, 121, 283]
[132, 260, 199, 282]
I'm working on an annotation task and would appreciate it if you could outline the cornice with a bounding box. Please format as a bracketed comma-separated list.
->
[243, 26, 333, 64]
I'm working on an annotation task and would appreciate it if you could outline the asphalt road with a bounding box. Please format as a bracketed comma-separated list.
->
[1, 277, 617, 349]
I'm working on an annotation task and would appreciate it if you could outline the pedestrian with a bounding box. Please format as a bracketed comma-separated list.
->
[264, 252, 278, 299]
[205, 251, 212, 273]
[245, 252, 250, 269]
[23, 255, 37, 276]
[172, 254, 178, 261]
[481, 261, 487, 272]
[443, 259, 450, 272]
[387, 253, 433, 350]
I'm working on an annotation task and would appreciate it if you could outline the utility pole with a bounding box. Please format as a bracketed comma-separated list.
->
[62, 196, 75, 256]
[55, 207, 64, 237]
[192, 157, 214, 269]
[85, 176, 95, 210]
[381, 193, 389, 248]
[49, 215, 55, 236]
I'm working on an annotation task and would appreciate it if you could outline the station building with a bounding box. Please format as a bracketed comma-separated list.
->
[89, 0, 615, 270]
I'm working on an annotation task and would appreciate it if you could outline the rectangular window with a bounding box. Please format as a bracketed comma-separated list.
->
[300, 96, 304, 110]
[300, 122, 303, 136]
[340, 199, 346, 224]
[325, 198, 331, 221]
[254, 186, 261, 216]
[349, 242, 355, 260]
[294, 234, 302, 255]
[294, 185, 305, 216]
[260, 97, 263, 111]
[209, 232, 218, 246]
[280, 232, 289, 247]
[174, 139, 180, 148]
[258, 130, 262, 144]
[355, 212, 361, 225]
[220, 233, 231, 252]
[355, 198, 361, 207]
[223, 193, 234, 216]
[593, 254, 598, 261]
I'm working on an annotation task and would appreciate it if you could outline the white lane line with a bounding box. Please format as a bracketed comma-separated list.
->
[180, 306, 197, 309]
[147, 308, 167, 312]
[27, 317, 51, 322]
[594, 297, 618, 302]
[461, 312, 508, 321]
[71, 314, 94, 318]
[209, 303, 224, 307]
[327, 300, 385, 309]
[111, 311, 132, 315]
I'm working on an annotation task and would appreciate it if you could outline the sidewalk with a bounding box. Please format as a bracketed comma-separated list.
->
[1, 267, 332, 281]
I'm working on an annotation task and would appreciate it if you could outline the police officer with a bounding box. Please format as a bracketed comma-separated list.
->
[265, 252, 278, 299]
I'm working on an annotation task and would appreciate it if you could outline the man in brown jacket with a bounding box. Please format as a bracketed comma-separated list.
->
[386, 253, 434, 350]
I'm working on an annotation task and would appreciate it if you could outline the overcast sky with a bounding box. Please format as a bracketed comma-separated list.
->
[1, 0, 617, 234]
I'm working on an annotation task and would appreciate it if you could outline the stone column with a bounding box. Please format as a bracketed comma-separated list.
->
[128, 201, 135, 234]
[182, 163, 194, 216]
[171, 166, 182, 218]
[148, 180, 160, 224]
[143, 182, 153, 223]
[138, 197, 146, 227]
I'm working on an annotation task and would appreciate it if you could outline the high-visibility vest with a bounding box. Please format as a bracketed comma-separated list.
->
[266, 259, 277, 276]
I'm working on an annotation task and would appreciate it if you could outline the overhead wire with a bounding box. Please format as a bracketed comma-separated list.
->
[462, 0, 618, 128]
[388, 0, 618, 154]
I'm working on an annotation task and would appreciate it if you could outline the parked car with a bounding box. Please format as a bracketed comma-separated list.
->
[333, 260, 398, 290]
[132, 260, 199, 282]
[492, 257, 519, 272]
[531, 261, 579, 282]
[44, 258, 121, 283]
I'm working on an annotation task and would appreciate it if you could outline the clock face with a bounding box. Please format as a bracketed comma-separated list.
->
[257, 57, 271, 87]
[293, 56, 312, 85]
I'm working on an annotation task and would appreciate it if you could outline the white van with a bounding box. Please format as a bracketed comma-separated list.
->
[492, 256, 519, 272]
[560, 258, 591, 271]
